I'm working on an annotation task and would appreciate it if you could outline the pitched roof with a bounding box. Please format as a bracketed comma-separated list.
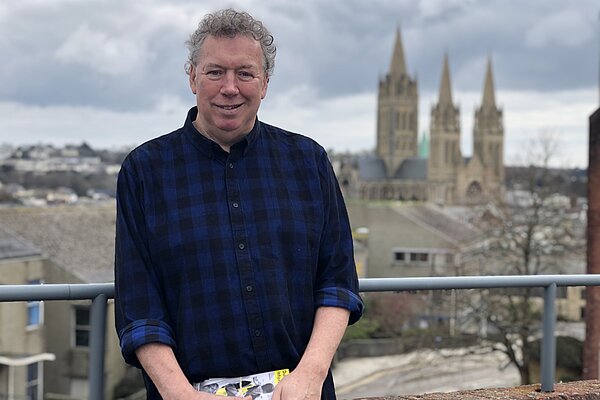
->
[358, 154, 387, 180]
[0, 224, 41, 260]
[0, 205, 115, 282]
[394, 158, 428, 180]
[395, 205, 480, 245]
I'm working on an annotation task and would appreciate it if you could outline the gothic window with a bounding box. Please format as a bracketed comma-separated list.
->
[433, 143, 440, 167]
[452, 142, 456, 163]
[465, 181, 483, 204]
[444, 142, 449, 164]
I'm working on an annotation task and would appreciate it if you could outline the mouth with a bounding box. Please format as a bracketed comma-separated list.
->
[216, 103, 243, 111]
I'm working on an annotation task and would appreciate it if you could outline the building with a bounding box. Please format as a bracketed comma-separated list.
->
[0, 206, 127, 400]
[347, 203, 482, 278]
[339, 29, 505, 205]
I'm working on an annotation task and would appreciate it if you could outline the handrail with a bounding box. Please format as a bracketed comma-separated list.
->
[360, 274, 600, 291]
[0, 283, 114, 302]
[1, 274, 599, 398]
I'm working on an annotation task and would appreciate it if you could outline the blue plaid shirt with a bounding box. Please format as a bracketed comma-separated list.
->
[115, 107, 363, 399]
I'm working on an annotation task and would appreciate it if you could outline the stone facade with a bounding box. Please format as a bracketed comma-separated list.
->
[340, 29, 505, 205]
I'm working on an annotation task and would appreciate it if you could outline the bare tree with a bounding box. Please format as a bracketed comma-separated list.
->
[464, 133, 585, 384]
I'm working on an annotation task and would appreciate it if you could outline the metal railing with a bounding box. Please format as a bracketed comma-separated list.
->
[0, 284, 113, 400]
[1, 274, 600, 399]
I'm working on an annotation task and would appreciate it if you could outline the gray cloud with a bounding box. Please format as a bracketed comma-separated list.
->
[0, 0, 597, 168]
[1, 0, 597, 111]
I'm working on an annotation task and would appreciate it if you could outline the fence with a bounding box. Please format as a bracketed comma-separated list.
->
[1, 274, 600, 399]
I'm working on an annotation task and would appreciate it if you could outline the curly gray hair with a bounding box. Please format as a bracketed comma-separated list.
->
[185, 8, 276, 77]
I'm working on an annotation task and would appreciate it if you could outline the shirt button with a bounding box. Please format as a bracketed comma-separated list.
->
[238, 243, 245, 250]
[229, 163, 234, 169]
[246, 285, 253, 292]
[232, 202, 239, 208]
[254, 330, 261, 337]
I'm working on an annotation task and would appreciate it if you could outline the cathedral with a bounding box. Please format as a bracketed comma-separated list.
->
[338, 29, 505, 205]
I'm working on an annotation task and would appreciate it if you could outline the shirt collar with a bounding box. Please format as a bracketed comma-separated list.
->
[182, 106, 261, 159]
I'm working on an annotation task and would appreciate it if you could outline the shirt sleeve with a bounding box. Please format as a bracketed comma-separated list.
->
[114, 157, 177, 368]
[313, 150, 364, 324]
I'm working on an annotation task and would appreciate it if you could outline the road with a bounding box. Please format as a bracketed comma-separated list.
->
[332, 348, 521, 399]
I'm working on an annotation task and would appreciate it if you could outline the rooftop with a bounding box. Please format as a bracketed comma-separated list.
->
[0, 224, 41, 260]
[395, 205, 480, 245]
[0, 205, 116, 282]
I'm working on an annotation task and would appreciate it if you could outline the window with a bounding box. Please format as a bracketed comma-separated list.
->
[410, 252, 429, 262]
[394, 251, 405, 262]
[74, 307, 91, 348]
[26, 362, 40, 400]
[27, 280, 43, 328]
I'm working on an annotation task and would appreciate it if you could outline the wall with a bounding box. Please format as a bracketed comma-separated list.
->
[374, 379, 600, 399]
[346, 204, 456, 278]
[0, 256, 127, 400]
[0, 256, 48, 399]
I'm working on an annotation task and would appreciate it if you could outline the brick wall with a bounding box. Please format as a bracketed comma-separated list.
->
[368, 379, 600, 399]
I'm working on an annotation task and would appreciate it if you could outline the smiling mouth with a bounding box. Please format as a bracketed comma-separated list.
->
[217, 104, 243, 110]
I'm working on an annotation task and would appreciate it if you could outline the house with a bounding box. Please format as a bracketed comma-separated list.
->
[0, 205, 127, 400]
[347, 202, 482, 278]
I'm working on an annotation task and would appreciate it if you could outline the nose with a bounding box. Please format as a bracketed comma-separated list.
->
[220, 70, 240, 96]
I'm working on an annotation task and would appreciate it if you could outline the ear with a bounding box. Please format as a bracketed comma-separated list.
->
[189, 65, 198, 95]
[260, 75, 269, 100]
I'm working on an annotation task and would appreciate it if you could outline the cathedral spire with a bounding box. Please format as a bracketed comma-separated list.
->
[438, 53, 453, 106]
[389, 27, 407, 78]
[482, 57, 496, 109]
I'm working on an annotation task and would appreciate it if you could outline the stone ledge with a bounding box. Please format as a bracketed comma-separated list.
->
[361, 379, 600, 399]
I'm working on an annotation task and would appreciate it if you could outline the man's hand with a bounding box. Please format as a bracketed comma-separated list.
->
[271, 365, 325, 400]
[272, 306, 350, 400]
[136, 343, 251, 400]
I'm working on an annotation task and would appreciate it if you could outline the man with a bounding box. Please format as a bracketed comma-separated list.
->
[115, 8, 363, 400]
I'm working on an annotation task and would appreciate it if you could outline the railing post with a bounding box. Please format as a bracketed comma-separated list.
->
[89, 294, 107, 400]
[541, 283, 557, 392]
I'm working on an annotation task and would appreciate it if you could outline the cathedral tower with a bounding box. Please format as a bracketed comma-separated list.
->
[428, 54, 461, 184]
[473, 58, 504, 191]
[376, 28, 419, 178]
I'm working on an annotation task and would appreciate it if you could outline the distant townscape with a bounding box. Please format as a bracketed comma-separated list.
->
[0, 142, 130, 207]
[0, 141, 586, 209]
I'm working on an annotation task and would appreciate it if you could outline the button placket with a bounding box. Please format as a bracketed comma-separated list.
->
[225, 153, 269, 368]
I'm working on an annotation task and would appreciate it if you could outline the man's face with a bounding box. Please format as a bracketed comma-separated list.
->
[189, 35, 268, 150]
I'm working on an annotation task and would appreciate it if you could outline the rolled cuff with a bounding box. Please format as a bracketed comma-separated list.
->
[118, 319, 177, 368]
[314, 287, 364, 325]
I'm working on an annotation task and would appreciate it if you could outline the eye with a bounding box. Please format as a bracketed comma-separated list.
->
[205, 70, 224, 79]
[237, 71, 255, 81]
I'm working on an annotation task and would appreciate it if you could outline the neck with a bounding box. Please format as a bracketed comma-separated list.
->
[192, 120, 231, 152]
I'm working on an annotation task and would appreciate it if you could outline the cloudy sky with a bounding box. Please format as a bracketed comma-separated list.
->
[1, 0, 598, 167]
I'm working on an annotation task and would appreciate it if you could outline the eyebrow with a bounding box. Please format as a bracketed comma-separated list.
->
[203, 63, 259, 71]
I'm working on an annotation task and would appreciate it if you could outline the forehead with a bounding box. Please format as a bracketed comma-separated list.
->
[199, 35, 263, 69]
